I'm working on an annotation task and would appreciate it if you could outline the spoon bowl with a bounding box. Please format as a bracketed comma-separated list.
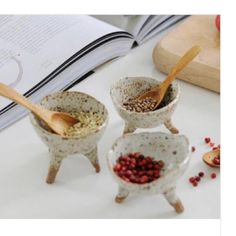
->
[0, 82, 78, 136]
[202, 148, 220, 168]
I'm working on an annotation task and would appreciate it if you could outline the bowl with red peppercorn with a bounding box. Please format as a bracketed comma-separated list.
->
[110, 76, 180, 134]
[107, 131, 190, 213]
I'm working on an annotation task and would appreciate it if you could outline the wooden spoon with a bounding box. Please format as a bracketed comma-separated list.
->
[0, 83, 78, 136]
[202, 148, 220, 168]
[137, 45, 201, 110]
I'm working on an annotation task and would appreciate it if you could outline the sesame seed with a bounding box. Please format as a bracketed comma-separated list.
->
[51, 108, 104, 137]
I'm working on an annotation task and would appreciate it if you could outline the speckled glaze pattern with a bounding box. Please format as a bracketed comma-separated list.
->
[30, 91, 108, 184]
[110, 77, 180, 134]
[107, 132, 190, 213]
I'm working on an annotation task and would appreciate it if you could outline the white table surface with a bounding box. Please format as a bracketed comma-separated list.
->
[0, 28, 220, 219]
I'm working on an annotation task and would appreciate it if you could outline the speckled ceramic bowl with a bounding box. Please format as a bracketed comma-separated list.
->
[107, 132, 190, 213]
[110, 76, 180, 134]
[30, 91, 108, 184]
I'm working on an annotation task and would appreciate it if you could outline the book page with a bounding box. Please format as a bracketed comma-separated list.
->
[92, 15, 149, 38]
[138, 15, 187, 44]
[0, 15, 124, 109]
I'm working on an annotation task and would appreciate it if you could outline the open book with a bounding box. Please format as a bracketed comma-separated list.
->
[93, 15, 186, 44]
[0, 15, 186, 131]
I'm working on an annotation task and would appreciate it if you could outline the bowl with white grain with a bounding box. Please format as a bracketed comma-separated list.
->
[110, 76, 180, 134]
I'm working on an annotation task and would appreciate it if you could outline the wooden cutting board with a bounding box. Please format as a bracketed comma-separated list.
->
[153, 15, 220, 93]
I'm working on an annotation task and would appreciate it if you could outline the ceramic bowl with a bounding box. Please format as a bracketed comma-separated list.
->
[107, 132, 190, 213]
[110, 76, 180, 134]
[30, 91, 108, 184]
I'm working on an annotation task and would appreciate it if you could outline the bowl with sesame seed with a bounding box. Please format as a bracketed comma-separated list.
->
[30, 91, 108, 184]
[110, 76, 180, 134]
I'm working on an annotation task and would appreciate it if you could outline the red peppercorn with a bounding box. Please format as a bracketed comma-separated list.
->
[120, 161, 125, 166]
[130, 158, 136, 164]
[189, 177, 195, 183]
[140, 159, 147, 166]
[129, 164, 136, 169]
[195, 176, 201, 182]
[114, 152, 164, 184]
[154, 170, 160, 177]
[146, 157, 152, 163]
[205, 137, 211, 144]
[132, 152, 140, 158]
[213, 157, 220, 165]
[198, 172, 204, 177]
[147, 170, 154, 176]
[125, 170, 132, 177]
[130, 175, 136, 182]
[138, 170, 145, 176]
[147, 164, 153, 169]
[140, 175, 148, 183]
[191, 146, 196, 152]
[116, 163, 122, 171]
[211, 173, 217, 179]
[193, 181, 198, 187]
[154, 164, 160, 170]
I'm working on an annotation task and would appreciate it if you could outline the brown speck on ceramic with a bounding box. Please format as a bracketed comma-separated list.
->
[30, 91, 108, 184]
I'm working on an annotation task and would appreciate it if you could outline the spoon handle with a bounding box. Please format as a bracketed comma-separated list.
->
[161, 45, 201, 89]
[0, 82, 45, 117]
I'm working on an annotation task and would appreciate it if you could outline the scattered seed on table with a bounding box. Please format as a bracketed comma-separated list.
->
[198, 172, 204, 177]
[205, 137, 211, 144]
[195, 176, 201, 182]
[211, 173, 217, 179]
[189, 177, 195, 183]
